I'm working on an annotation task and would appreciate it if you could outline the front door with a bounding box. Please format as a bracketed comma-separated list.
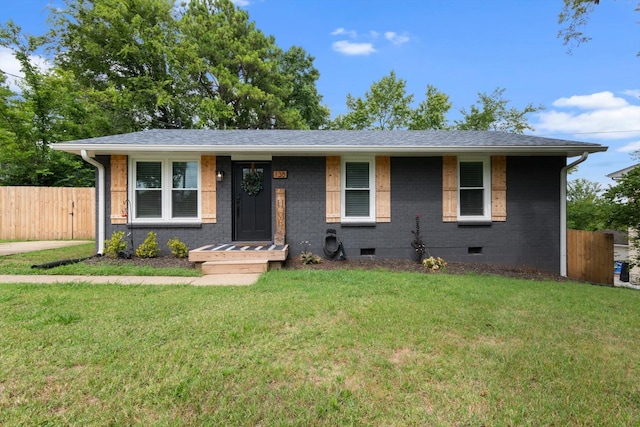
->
[233, 162, 272, 241]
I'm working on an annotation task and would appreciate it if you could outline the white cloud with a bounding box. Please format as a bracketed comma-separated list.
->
[331, 27, 357, 38]
[617, 141, 640, 153]
[332, 40, 376, 56]
[384, 31, 410, 45]
[552, 91, 628, 110]
[0, 48, 23, 79]
[231, 0, 250, 6]
[535, 91, 640, 140]
[330, 28, 409, 56]
[622, 89, 640, 98]
[0, 47, 51, 92]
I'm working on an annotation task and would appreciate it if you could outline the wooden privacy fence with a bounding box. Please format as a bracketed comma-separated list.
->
[0, 186, 95, 240]
[567, 229, 613, 286]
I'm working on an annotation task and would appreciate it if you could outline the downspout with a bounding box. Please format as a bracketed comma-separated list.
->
[560, 152, 589, 276]
[81, 150, 105, 255]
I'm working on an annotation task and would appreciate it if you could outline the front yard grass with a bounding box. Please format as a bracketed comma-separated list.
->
[0, 243, 200, 277]
[0, 270, 638, 425]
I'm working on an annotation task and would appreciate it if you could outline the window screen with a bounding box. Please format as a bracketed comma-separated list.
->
[459, 161, 485, 216]
[136, 162, 162, 218]
[345, 162, 370, 217]
[172, 161, 198, 218]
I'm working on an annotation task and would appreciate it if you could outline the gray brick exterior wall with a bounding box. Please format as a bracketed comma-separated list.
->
[98, 154, 564, 273]
[273, 155, 564, 274]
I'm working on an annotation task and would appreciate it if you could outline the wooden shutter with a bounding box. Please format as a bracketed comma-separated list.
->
[326, 156, 341, 223]
[376, 156, 391, 222]
[110, 155, 128, 225]
[491, 156, 507, 221]
[201, 155, 217, 223]
[442, 156, 457, 222]
[274, 188, 286, 245]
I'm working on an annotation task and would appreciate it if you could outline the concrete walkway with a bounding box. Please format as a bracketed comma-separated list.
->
[0, 240, 260, 286]
[0, 240, 94, 256]
[0, 274, 260, 286]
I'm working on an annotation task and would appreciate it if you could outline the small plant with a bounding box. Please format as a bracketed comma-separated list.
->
[423, 256, 447, 272]
[167, 237, 189, 259]
[104, 231, 128, 258]
[136, 231, 160, 258]
[299, 240, 322, 265]
[411, 214, 426, 263]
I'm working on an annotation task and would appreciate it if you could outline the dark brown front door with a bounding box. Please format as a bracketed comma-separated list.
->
[233, 162, 271, 241]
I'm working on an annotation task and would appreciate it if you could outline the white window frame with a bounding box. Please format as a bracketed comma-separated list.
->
[457, 156, 491, 221]
[341, 157, 376, 223]
[129, 155, 201, 223]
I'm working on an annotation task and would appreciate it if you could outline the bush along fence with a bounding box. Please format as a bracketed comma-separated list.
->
[0, 186, 95, 240]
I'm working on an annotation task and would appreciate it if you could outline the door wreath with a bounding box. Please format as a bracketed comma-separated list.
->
[241, 165, 263, 196]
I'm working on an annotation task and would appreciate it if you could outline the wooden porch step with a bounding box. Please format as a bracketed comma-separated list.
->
[189, 244, 288, 263]
[201, 260, 269, 275]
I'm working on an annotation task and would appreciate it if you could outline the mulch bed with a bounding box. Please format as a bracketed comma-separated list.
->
[284, 257, 569, 281]
[87, 254, 568, 282]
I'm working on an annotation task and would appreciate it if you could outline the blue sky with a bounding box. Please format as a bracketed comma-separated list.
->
[1, 0, 639, 186]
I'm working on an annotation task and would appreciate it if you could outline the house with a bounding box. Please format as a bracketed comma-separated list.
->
[53, 129, 606, 275]
[607, 164, 639, 284]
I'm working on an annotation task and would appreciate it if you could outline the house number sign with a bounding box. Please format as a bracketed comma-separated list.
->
[273, 170, 288, 179]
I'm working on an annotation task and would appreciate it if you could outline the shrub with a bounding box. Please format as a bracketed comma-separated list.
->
[167, 237, 189, 259]
[300, 251, 322, 265]
[423, 256, 447, 272]
[136, 232, 160, 258]
[104, 231, 127, 258]
[411, 214, 426, 263]
[299, 240, 322, 265]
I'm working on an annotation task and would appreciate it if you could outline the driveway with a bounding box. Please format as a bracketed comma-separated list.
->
[0, 240, 94, 256]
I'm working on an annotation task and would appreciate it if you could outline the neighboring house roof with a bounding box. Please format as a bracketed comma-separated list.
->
[52, 129, 607, 157]
[602, 229, 629, 245]
[607, 164, 639, 180]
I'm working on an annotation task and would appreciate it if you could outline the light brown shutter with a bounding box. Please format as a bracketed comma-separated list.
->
[326, 156, 341, 223]
[110, 155, 128, 225]
[442, 156, 457, 222]
[201, 155, 217, 223]
[274, 188, 286, 245]
[375, 156, 391, 222]
[491, 156, 507, 221]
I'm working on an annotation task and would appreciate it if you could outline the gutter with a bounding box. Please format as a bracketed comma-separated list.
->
[53, 143, 608, 157]
[560, 152, 589, 276]
[81, 150, 105, 255]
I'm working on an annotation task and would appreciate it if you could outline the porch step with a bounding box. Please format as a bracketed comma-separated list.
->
[189, 243, 288, 263]
[201, 260, 268, 275]
[189, 244, 288, 277]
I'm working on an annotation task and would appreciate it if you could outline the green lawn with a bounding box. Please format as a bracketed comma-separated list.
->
[0, 270, 638, 425]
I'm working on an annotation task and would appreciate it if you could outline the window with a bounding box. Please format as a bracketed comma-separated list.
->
[342, 158, 375, 222]
[458, 157, 491, 220]
[132, 158, 199, 221]
[172, 161, 198, 218]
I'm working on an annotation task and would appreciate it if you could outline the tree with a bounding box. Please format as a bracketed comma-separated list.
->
[51, 0, 186, 131]
[409, 85, 451, 130]
[454, 87, 544, 134]
[558, 0, 640, 53]
[329, 71, 413, 130]
[566, 178, 604, 231]
[178, 0, 325, 129]
[0, 21, 96, 186]
[279, 46, 330, 129]
[602, 162, 640, 266]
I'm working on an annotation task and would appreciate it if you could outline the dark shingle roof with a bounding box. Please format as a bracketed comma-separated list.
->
[53, 129, 607, 157]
